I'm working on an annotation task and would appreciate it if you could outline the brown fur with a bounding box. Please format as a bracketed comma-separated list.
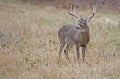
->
[58, 20, 90, 63]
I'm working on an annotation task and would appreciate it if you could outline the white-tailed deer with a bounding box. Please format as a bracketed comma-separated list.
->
[58, 4, 96, 63]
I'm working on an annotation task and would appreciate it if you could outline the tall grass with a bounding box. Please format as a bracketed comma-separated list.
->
[0, 1, 120, 79]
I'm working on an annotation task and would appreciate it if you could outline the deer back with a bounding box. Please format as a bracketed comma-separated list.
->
[59, 24, 90, 46]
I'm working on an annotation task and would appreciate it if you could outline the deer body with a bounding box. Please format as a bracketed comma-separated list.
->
[59, 24, 90, 47]
[58, 4, 96, 63]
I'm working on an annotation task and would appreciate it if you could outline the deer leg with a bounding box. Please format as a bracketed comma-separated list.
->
[75, 45, 80, 63]
[58, 43, 65, 62]
[64, 44, 71, 62]
[82, 45, 86, 62]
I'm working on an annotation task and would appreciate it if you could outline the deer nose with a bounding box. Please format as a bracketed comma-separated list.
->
[76, 25, 81, 29]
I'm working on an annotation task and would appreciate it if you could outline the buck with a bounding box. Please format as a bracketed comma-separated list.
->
[58, 4, 96, 63]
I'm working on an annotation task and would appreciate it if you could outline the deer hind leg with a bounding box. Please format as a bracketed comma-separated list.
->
[64, 44, 72, 62]
[58, 43, 65, 62]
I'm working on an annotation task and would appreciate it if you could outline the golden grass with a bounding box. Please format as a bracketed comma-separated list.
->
[0, 1, 120, 79]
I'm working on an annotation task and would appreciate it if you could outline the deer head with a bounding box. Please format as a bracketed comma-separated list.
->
[69, 4, 96, 29]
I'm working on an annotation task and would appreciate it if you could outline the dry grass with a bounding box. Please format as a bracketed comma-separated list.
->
[0, 1, 120, 79]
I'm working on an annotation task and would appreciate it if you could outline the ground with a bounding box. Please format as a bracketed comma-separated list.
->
[0, 1, 120, 79]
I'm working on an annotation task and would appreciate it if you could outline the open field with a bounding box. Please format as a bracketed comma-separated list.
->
[0, 1, 120, 79]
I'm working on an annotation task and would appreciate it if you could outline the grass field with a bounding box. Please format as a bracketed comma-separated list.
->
[0, 1, 120, 79]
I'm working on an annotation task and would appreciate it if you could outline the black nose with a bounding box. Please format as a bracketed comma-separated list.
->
[76, 27, 80, 29]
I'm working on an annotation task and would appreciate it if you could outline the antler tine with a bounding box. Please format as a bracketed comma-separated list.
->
[93, 4, 96, 13]
[88, 4, 96, 19]
[73, 4, 76, 13]
[69, 4, 79, 19]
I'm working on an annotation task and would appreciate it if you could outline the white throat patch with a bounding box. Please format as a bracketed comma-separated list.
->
[80, 29, 86, 32]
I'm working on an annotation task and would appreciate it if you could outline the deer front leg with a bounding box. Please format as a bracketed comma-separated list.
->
[75, 45, 80, 63]
[82, 45, 86, 62]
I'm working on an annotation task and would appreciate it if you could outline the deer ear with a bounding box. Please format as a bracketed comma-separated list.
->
[86, 17, 91, 23]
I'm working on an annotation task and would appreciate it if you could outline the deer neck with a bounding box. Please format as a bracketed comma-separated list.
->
[76, 24, 89, 33]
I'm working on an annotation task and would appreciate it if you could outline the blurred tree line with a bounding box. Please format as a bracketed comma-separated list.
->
[22, 0, 120, 9]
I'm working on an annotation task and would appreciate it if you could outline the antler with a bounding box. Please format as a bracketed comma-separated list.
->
[69, 4, 79, 19]
[88, 4, 96, 19]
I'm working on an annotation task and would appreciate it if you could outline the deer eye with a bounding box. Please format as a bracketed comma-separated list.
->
[80, 23, 84, 26]
[80, 24, 83, 26]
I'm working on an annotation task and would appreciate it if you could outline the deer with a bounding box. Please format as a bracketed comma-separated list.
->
[58, 4, 96, 63]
